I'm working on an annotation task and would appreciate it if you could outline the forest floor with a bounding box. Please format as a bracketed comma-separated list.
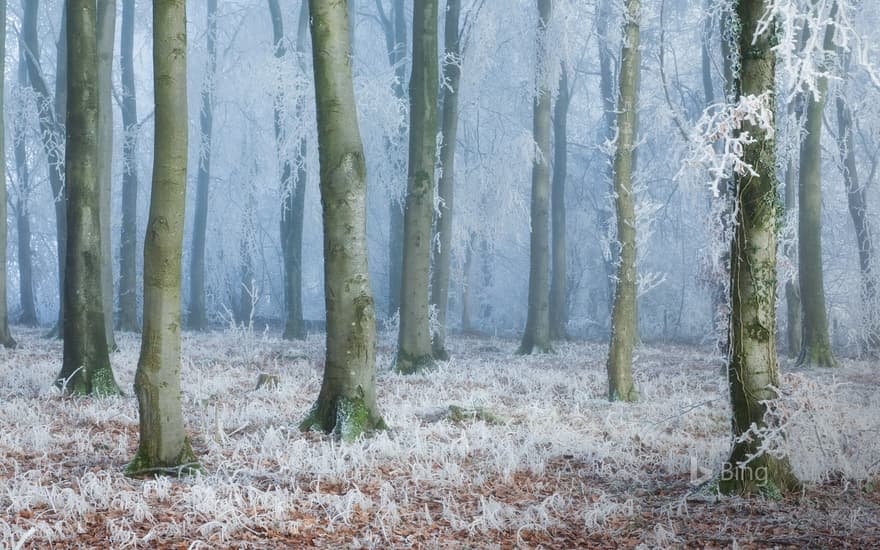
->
[0, 326, 878, 549]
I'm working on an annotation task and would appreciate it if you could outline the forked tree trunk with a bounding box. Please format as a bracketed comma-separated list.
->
[518, 0, 554, 355]
[719, 0, 799, 497]
[118, 0, 140, 332]
[56, 0, 120, 396]
[188, 0, 218, 331]
[300, 0, 385, 440]
[97, 0, 117, 350]
[549, 66, 570, 342]
[606, 0, 641, 402]
[796, 2, 838, 369]
[429, 0, 462, 360]
[127, 0, 199, 476]
[0, 0, 14, 349]
[396, 0, 439, 374]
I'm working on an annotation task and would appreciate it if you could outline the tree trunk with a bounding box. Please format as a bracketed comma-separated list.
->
[518, 0, 554, 355]
[461, 235, 474, 332]
[14, 39, 38, 328]
[269, 0, 308, 340]
[605, 0, 640, 402]
[188, 0, 218, 331]
[23, 0, 68, 337]
[0, 0, 13, 349]
[796, 2, 837, 368]
[596, 0, 617, 326]
[98, 0, 117, 350]
[395, 0, 439, 374]
[429, 0, 462, 360]
[719, 0, 799, 497]
[56, 0, 120, 396]
[549, 66, 570, 342]
[300, 0, 385, 440]
[783, 98, 803, 358]
[836, 82, 879, 356]
[118, 0, 140, 332]
[127, 0, 199, 476]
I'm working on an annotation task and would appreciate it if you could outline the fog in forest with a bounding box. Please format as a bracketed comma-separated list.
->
[0, 0, 878, 547]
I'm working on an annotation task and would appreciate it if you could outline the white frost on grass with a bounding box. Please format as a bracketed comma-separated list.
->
[0, 327, 876, 546]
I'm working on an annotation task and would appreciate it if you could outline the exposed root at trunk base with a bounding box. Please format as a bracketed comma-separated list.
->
[124, 438, 202, 478]
[394, 351, 435, 375]
[795, 343, 838, 369]
[718, 454, 801, 498]
[299, 393, 386, 442]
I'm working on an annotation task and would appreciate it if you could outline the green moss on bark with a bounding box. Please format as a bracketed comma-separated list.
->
[124, 438, 202, 478]
[393, 350, 436, 375]
[300, 391, 387, 442]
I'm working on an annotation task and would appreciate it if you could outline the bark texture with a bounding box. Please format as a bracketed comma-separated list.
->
[300, 0, 385, 440]
[720, 0, 799, 497]
[396, 0, 439, 374]
[128, 0, 199, 476]
[429, 0, 462, 360]
[0, 0, 14, 348]
[57, 0, 120, 396]
[118, 0, 140, 332]
[606, 0, 641, 402]
[518, 0, 554, 355]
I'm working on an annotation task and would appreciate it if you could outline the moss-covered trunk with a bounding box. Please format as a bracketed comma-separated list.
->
[606, 0, 641, 402]
[187, 0, 218, 331]
[118, 0, 140, 333]
[796, 2, 837, 368]
[97, 0, 117, 350]
[300, 0, 385, 441]
[518, 0, 554, 356]
[549, 67, 570, 342]
[429, 0, 462, 360]
[128, 0, 199, 477]
[0, 0, 13, 349]
[719, 0, 799, 497]
[396, 0, 439, 374]
[57, 0, 120, 396]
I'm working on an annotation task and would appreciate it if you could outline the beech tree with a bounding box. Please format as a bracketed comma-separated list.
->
[0, 0, 14, 349]
[299, 0, 385, 440]
[549, 66, 570, 342]
[518, 0, 553, 355]
[56, 0, 120, 396]
[127, 0, 199, 476]
[606, 0, 641, 402]
[98, 0, 117, 350]
[396, 0, 439, 374]
[719, 0, 799, 496]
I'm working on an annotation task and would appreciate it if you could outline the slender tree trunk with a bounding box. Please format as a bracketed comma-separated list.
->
[300, 0, 385, 440]
[235, 197, 256, 325]
[188, 0, 218, 331]
[796, 2, 837, 368]
[56, 0, 120, 396]
[14, 38, 38, 328]
[518, 0, 554, 355]
[97, 0, 117, 350]
[836, 84, 879, 356]
[22, 0, 68, 337]
[719, 0, 799, 497]
[118, 0, 140, 332]
[461, 234, 474, 332]
[549, 66, 570, 342]
[429, 0, 462, 360]
[783, 97, 803, 358]
[606, 0, 640, 402]
[396, 0, 439, 374]
[127, 0, 199, 477]
[269, 0, 308, 340]
[0, 0, 14, 349]
[596, 0, 617, 324]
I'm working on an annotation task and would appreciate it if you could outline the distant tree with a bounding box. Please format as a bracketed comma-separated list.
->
[719, 0, 799, 496]
[518, 0, 554, 355]
[0, 0, 15, 349]
[396, 0, 439, 374]
[549, 66, 571, 342]
[98, 0, 117, 350]
[117, 0, 140, 332]
[606, 0, 641, 402]
[22, 0, 68, 336]
[127, 0, 199, 476]
[429, 0, 462, 360]
[300, 0, 386, 440]
[188, 0, 219, 331]
[56, 0, 120, 396]
[796, 1, 838, 368]
[269, 0, 309, 340]
[783, 97, 802, 358]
